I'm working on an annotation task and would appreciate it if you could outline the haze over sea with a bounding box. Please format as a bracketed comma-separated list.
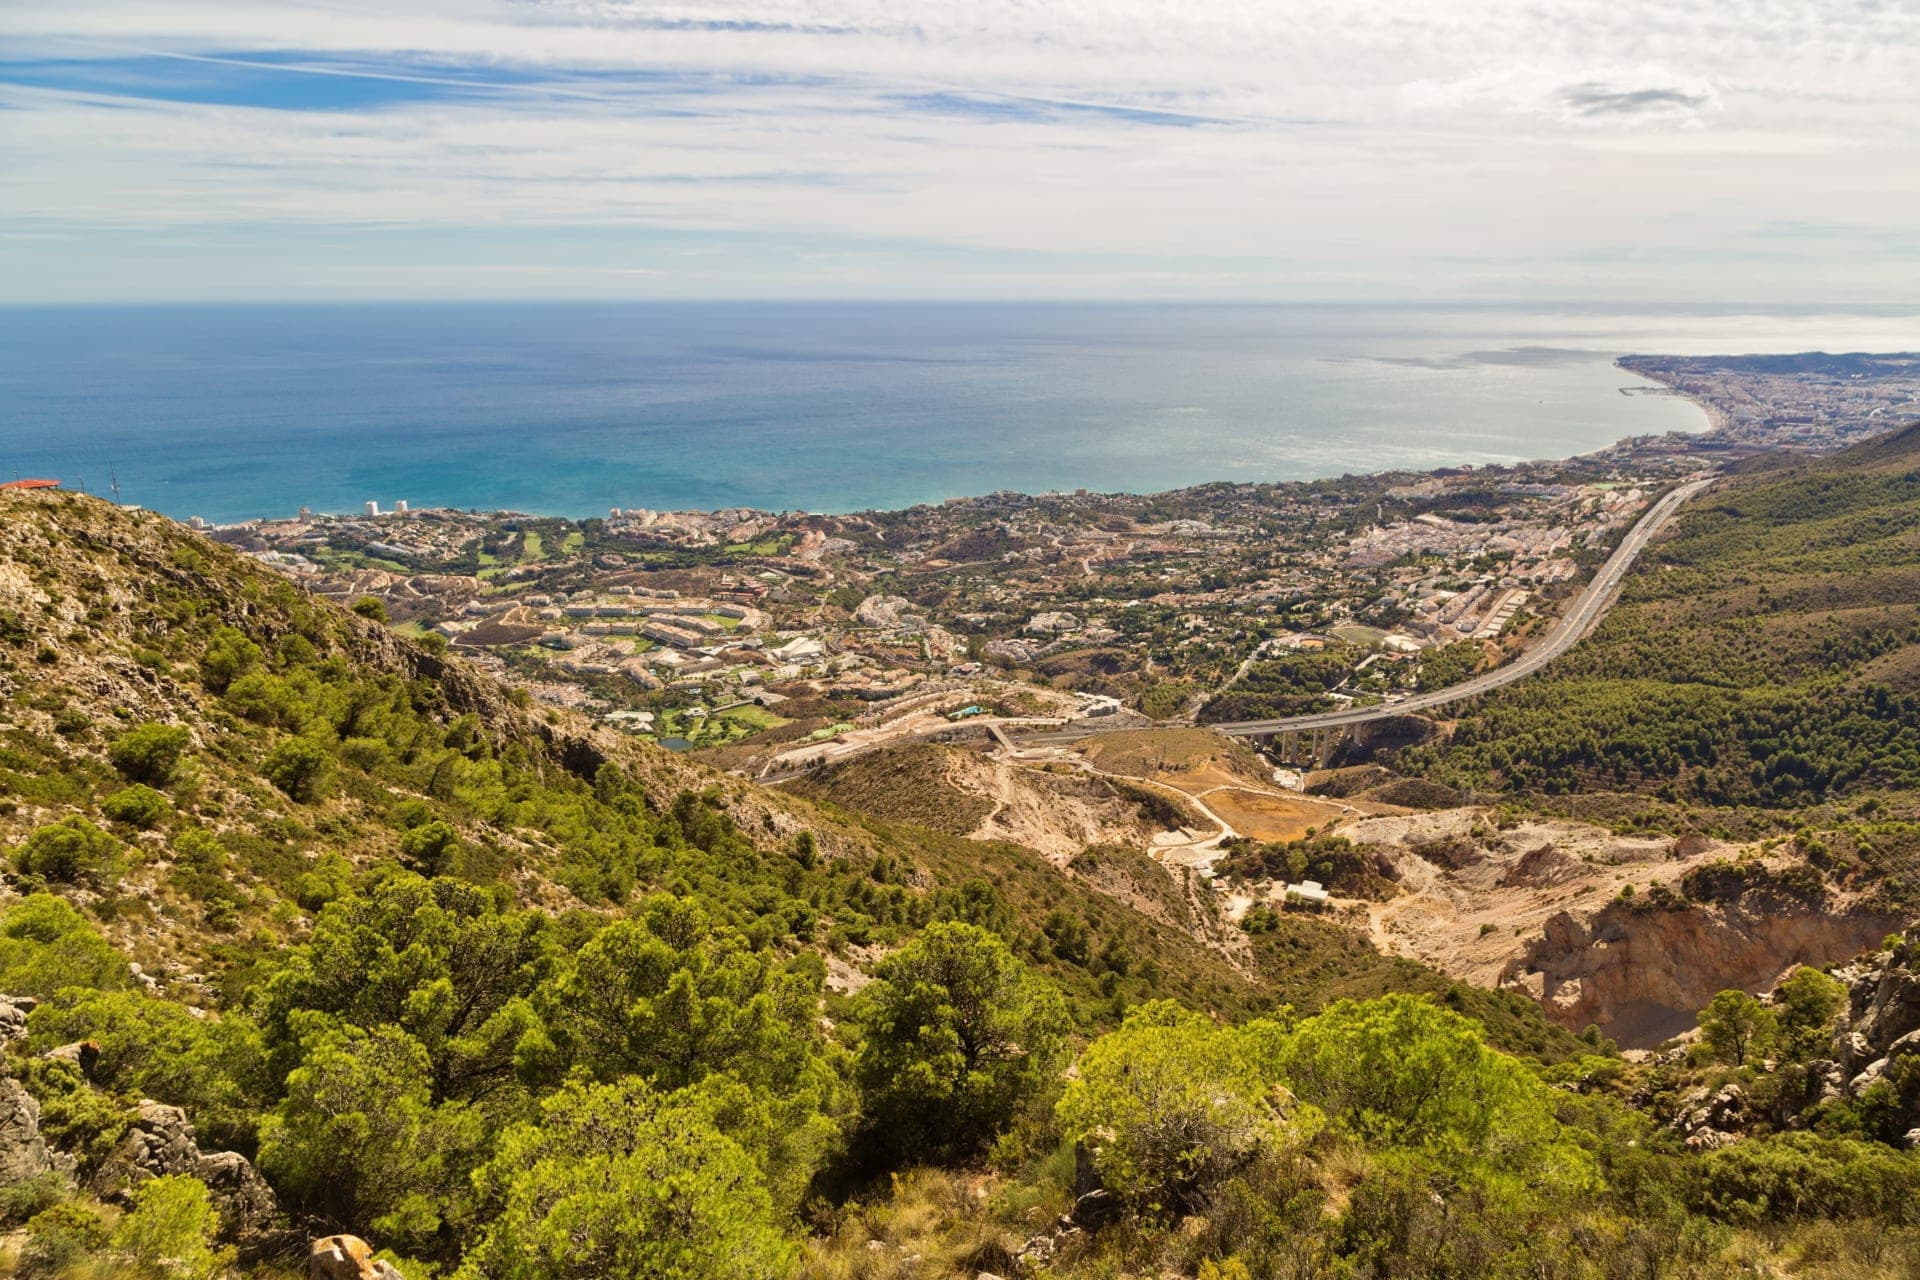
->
[5, 303, 1916, 526]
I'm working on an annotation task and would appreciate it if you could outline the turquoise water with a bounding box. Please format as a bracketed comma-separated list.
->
[0, 301, 1876, 524]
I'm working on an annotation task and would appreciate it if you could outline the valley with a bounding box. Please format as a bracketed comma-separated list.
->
[1, 360, 1918, 1279]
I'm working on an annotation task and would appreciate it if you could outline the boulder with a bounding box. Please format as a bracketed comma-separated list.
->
[0, 995, 37, 1043]
[42, 1040, 100, 1076]
[1838, 1030, 1876, 1075]
[1808, 1059, 1848, 1106]
[1850, 1057, 1890, 1095]
[1674, 1082, 1750, 1144]
[196, 1149, 283, 1252]
[1685, 1127, 1736, 1152]
[1068, 1189, 1122, 1231]
[0, 1077, 52, 1186]
[308, 1234, 405, 1280]
[1015, 1234, 1056, 1268]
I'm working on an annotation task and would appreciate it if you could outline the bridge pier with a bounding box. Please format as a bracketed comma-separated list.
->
[1259, 726, 1346, 769]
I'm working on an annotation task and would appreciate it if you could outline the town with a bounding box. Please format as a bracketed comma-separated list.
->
[200, 353, 1917, 781]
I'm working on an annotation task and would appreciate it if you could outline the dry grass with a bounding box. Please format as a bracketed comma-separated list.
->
[1202, 789, 1351, 842]
[799, 1169, 1029, 1280]
[1075, 730, 1269, 786]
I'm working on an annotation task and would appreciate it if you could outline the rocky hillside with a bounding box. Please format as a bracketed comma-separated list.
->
[4, 485, 1920, 1280]
[0, 488, 1259, 1016]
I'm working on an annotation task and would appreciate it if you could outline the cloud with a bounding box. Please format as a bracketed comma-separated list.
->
[1556, 79, 1718, 126]
[0, 1, 1917, 300]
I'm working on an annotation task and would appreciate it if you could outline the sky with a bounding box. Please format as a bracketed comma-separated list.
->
[2, 0, 1918, 303]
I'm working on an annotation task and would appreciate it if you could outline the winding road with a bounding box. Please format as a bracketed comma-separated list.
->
[1019, 474, 1716, 746]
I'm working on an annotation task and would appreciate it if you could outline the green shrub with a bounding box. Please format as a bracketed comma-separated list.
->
[352, 597, 389, 622]
[0, 895, 127, 998]
[102, 783, 172, 829]
[854, 921, 1069, 1161]
[1276, 993, 1595, 1190]
[0, 1171, 65, 1227]
[12, 816, 123, 887]
[293, 852, 354, 911]
[1057, 1001, 1282, 1210]
[1690, 1132, 1920, 1224]
[108, 722, 191, 784]
[1698, 989, 1777, 1066]
[398, 819, 462, 876]
[111, 1174, 233, 1280]
[17, 1057, 133, 1176]
[455, 1079, 793, 1280]
[19, 1202, 110, 1277]
[264, 737, 332, 802]
[199, 626, 263, 693]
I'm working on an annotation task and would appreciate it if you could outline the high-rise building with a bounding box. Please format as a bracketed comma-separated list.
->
[365, 501, 380, 517]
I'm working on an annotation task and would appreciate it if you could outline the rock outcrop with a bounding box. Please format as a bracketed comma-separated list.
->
[111, 1100, 284, 1253]
[0, 1076, 52, 1187]
[0, 994, 36, 1043]
[1501, 898, 1902, 1047]
[1832, 937, 1920, 1118]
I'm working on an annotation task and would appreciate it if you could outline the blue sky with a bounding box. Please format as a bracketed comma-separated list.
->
[2, 1, 1917, 303]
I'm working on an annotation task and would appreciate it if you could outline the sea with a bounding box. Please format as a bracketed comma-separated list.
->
[3, 302, 1916, 525]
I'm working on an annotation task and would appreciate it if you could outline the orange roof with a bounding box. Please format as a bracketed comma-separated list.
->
[0, 479, 60, 490]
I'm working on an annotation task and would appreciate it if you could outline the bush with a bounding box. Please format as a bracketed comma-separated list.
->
[1057, 1001, 1283, 1210]
[1276, 994, 1594, 1189]
[19, 1202, 110, 1278]
[0, 1171, 65, 1227]
[1698, 989, 1777, 1066]
[398, 819, 462, 876]
[110, 1174, 233, 1280]
[352, 597, 388, 622]
[28, 987, 270, 1153]
[12, 816, 123, 887]
[1690, 1132, 1920, 1224]
[455, 1079, 793, 1280]
[258, 1024, 465, 1252]
[108, 722, 191, 784]
[0, 895, 128, 998]
[102, 783, 172, 829]
[199, 626, 262, 693]
[17, 1057, 133, 1176]
[264, 737, 332, 802]
[854, 922, 1069, 1161]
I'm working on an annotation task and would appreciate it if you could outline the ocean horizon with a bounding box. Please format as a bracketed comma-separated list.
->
[6, 301, 1917, 525]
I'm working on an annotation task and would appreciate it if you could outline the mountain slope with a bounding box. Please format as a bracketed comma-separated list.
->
[1404, 422, 1920, 855]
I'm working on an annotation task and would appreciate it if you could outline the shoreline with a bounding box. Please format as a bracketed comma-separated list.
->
[185, 356, 1725, 532]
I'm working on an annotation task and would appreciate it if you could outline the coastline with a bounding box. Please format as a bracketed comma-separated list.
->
[2, 303, 1755, 525]
[196, 356, 1723, 531]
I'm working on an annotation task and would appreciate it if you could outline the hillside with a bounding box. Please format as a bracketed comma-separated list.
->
[2, 486, 1919, 1280]
[1403, 423, 1920, 849]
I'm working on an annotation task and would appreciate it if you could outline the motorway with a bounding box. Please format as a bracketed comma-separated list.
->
[1017, 475, 1717, 746]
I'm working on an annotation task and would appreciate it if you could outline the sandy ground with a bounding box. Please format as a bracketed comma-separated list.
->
[959, 754, 1153, 862]
[1326, 809, 1732, 986]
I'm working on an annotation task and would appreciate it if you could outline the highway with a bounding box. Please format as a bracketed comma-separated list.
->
[1018, 475, 1716, 746]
